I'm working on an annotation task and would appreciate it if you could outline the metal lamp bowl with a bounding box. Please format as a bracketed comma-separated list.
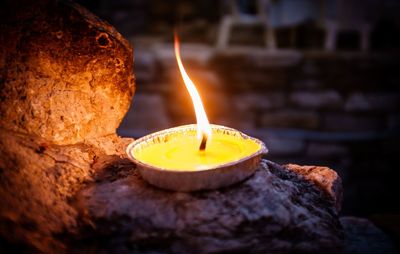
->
[126, 124, 268, 192]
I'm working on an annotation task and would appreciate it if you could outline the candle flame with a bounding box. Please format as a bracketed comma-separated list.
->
[174, 33, 212, 147]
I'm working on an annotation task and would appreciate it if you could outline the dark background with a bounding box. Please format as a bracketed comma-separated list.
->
[77, 0, 400, 233]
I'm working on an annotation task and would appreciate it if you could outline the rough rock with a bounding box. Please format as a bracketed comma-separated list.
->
[0, 1, 135, 252]
[284, 163, 343, 212]
[0, 0, 135, 145]
[72, 160, 344, 254]
[0, 128, 133, 253]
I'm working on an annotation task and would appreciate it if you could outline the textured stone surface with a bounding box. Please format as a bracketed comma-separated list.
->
[0, 1, 135, 252]
[0, 0, 135, 145]
[0, 128, 133, 253]
[74, 160, 344, 254]
[284, 163, 343, 211]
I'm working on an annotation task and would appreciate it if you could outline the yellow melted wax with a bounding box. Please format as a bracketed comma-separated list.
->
[133, 131, 261, 171]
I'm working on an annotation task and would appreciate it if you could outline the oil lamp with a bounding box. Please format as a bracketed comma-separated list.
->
[126, 34, 268, 191]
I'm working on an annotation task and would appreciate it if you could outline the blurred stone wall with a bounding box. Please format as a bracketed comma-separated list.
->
[118, 43, 400, 216]
[75, 0, 400, 216]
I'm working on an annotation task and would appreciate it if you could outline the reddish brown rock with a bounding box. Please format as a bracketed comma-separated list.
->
[284, 163, 343, 211]
[0, 1, 135, 252]
[0, 128, 132, 253]
[0, 0, 135, 145]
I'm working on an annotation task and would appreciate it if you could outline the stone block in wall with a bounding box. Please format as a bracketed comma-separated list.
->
[292, 79, 323, 90]
[261, 110, 319, 129]
[212, 48, 301, 68]
[265, 135, 306, 157]
[302, 54, 377, 90]
[134, 48, 158, 84]
[118, 93, 171, 137]
[388, 114, 400, 131]
[166, 89, 234, 126]
[213, 68, 290, 92]
[228, 115, 256, 131]
[164, 66, 222, 90]
[301, 59, 320, 76]
[242, 69, 290, 90]
[306, 143, 349, 158]
[233, 92, 286, 112]
[290, 90, 343, 110]
[164, 68, 231, 124]
[345, 92, 400, 112]
[246, 50, 302, 69]
[245, 129, 306, 157]
[211, 49, 300, 92]
[322, 113, 385, 132]
[183, 68, 222, 89]
[153, 43, 213, 69]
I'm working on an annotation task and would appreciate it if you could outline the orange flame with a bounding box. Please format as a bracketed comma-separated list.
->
[174, 33, 212, 145]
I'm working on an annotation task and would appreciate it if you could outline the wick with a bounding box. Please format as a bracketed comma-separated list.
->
[199, 133, 207, 151]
